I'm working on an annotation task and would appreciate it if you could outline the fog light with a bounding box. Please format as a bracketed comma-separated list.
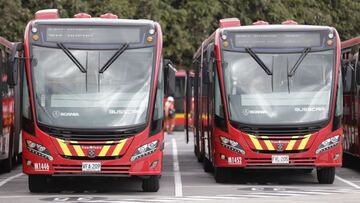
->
[333, 153, 340, 160]
[220, 154, 226, 160]
[26, 160, 32, 166]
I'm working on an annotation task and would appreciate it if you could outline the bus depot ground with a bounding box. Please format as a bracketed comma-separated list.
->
[0, 131, 360, 203]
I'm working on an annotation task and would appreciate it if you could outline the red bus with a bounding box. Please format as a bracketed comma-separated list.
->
[17, 9, 174, 192]
[186, 18, 343, 184]
[341, 36, 360, 160]
[173, 70, 193, 130]
[0, 37, 21, 173]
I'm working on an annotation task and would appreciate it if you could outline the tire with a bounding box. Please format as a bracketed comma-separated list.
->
[214, 167, 228, 183]
[203, 157, 214, 173]
[317, 167, 335, 184]
[1, 158, 12, 173]
[142, 176, 160, 192]
[28, 175, 49, 193]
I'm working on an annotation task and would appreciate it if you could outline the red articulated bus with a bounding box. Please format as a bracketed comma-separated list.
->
[341, 36, 360, 160]
[18, 9, 174, 192]
[173, 70, 193, 130]
[0, 37, 21, 173]
[185, 18, 343, 184]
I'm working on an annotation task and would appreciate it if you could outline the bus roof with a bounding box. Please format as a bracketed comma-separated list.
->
[341, 36, 360, 49]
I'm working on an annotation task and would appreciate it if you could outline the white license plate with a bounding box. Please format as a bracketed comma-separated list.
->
[272, 155, 289, 164]
[82, 162, 101, 172]
[228, 157, 242, 164]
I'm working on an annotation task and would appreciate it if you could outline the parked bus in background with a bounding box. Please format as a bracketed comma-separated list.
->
[341, 36, 360, 161]
[186, 18, 343, 184]
[0, 37, 21, 173]
[173, 70, 193, 131]
[16, 9, 175, 192]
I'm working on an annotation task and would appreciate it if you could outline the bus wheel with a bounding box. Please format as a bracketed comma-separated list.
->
[142, 176, 160, 192]
[28, 175, 48, 193]
[203, 157, 214, 173]
[1, 158, 12, 173]
[317, 167, 335, 184]
[214, 167, 228, 183]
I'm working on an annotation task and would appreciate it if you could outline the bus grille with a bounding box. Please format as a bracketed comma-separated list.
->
[53, 164, 131, 175]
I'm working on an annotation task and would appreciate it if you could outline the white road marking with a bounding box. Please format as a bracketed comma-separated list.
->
[335, 175, 360, 189]
[0, 173, 23, 188]
[172, 138, 183, 197]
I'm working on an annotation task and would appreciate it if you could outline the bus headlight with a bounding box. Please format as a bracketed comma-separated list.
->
[26, 140, 53, 161]
[130, 140, 159, 161]
[315, 135, 340, 154]
[220, 136, 245, 154]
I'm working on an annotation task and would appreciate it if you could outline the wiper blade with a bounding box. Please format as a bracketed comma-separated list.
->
[288, 47, 311, 77]
[99, 43, 129, 73]
[245, 48, 272, 75]
[57, 43, 87, 73]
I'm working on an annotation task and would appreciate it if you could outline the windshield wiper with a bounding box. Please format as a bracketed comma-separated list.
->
[99, 43, 129, 73]
[57, 43, 87, 73]
[288, 47, 311, 77]
[245, 48, 272, 75]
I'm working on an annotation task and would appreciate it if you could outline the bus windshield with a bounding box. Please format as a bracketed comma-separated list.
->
[31, 45, 154, 129]
[223, 49, 334, 125]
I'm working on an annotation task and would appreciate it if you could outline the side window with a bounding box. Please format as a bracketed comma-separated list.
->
[335, 70, 343, 117]
[214, 62, 223, 118]
[22, 70, 31, 119]
[153, 59, 164, 120]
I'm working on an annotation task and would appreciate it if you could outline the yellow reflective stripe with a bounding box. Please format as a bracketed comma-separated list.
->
[71, 141, 85, 157]
[286, 136, 299, 150]
[249, 135, 263, 150]
[262, 136, 275, 150]
[98, 141, 113, 157]
[298, 134, 311, 150]
[111, 139, 127, 156]
[175, 113, 185, 119]
[56, 138, 72, 156]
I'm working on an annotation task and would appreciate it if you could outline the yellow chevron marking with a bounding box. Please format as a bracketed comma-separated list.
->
[286, 136, 299, 150]
[262, 136, 275, 150]
[111, 139, 127, 156]
[249, 135, 263, 150]
[298, 134, 311, 150]
[71, 141, 85, 157]
[98, 141, 113, 157]
[175, 113, 185, 119]
[56, 138, 72, 156]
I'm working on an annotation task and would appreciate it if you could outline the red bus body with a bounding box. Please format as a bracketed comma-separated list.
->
[22, 9, 167, 192]
[188, 19, 343, 184]
[0, 37, 21, 173]
[341, 36, 360, 159]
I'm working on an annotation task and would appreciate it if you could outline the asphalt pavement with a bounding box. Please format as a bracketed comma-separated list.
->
[0, 131, 360, 203]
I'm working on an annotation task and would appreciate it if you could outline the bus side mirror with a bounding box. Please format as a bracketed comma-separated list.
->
[164, 59, 176, 96]
[8, 42, 23, 87]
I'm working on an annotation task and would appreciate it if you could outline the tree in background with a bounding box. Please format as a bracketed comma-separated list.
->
[0, 0, 359, 67]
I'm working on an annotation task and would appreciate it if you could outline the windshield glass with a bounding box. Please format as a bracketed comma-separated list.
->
[223, 49, 334, 125]
[31, 46, 154, 129]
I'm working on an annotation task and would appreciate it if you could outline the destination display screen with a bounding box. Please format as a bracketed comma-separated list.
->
[234, 32, 322, 48]
[45, 25, 142, 43]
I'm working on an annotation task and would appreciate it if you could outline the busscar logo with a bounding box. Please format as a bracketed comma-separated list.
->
[109, 109, 138, 115]
[241, 109, 267, 116]
[52, 111, 80, 118]
[294, 107, 325, 112]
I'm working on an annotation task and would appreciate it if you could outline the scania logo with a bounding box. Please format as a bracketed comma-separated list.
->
[87, 149, 96, 158]
[276, 143, 284, 151]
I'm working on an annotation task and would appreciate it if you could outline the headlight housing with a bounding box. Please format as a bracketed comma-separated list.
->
[26, 140, 53, 161]
[130, 140, 159, 161]
[220, 136, 245, 154]
[315, 135, 341, 154]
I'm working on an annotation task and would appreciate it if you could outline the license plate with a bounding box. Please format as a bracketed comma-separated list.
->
[228, 157, 242, 164]
[82, 162, 101, 172]
[272, 155, 289, 164]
